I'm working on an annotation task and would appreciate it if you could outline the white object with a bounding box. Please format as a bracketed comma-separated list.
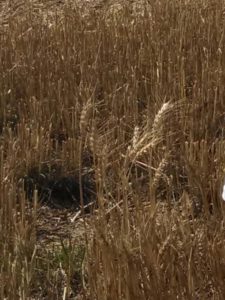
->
[222, 184, 225, 201]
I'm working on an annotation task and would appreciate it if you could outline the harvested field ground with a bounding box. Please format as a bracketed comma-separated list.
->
[1, 0, 225, 299]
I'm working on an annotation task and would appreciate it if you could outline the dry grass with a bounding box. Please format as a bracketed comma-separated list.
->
[0, 0, 225, 299]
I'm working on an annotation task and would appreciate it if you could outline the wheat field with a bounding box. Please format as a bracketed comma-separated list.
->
[0, 0, 225, 299]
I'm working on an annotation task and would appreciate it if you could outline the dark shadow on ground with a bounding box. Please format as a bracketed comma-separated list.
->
[23, 165, 96, 210]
